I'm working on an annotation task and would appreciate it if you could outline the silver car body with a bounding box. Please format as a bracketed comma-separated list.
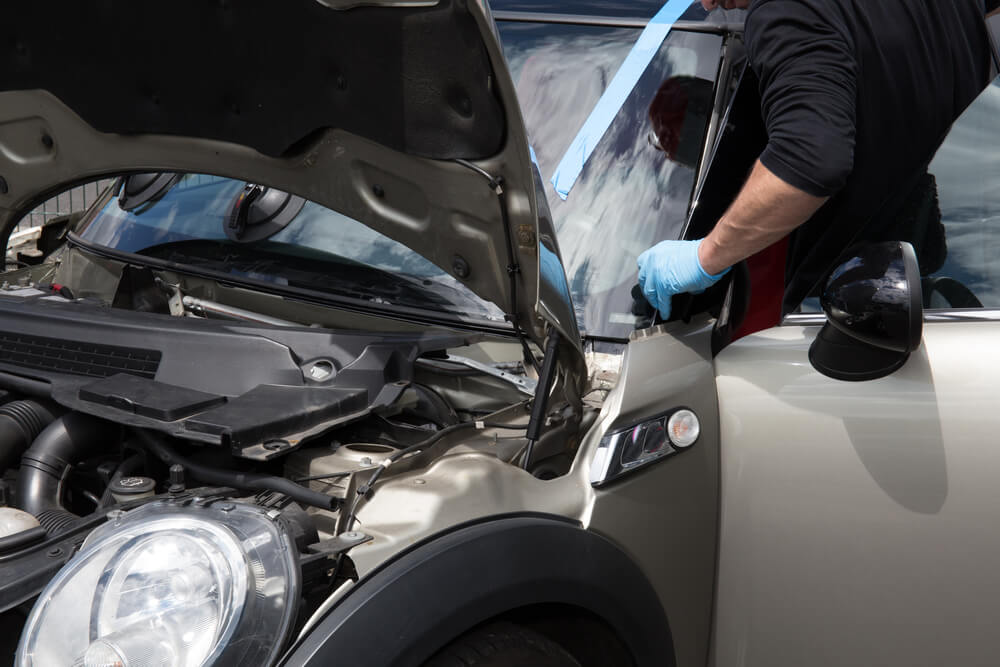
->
[712, 317, 1000, 666]
[333, 317, 723, 667]
[3, 1, 1000, 666]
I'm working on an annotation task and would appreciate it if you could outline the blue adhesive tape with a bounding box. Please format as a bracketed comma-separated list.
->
[549, 0, 692, 200]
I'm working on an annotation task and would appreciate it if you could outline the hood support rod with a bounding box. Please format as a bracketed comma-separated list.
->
[521, 332, 561, 470]
[454, 159, 540, 373]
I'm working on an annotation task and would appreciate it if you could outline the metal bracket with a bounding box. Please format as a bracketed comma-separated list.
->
[431, 354, 538, 396]
[306, 531, 373, 556]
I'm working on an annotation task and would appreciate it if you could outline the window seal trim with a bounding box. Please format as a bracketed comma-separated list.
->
[780, 313, 826, 326]
[782, 310, 1000, 327]
[691, 32, 743, 214]
[492, 11, 743, 34]
[923, 309, 1000, 322]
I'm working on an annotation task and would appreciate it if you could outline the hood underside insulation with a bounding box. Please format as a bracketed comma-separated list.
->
[0, 0, 504, 159]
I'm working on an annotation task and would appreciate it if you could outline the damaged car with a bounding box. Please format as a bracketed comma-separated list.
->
[0, 1, 999, 666]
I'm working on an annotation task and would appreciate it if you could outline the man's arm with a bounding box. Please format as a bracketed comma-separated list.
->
[636, 163, 833, 319]
[637, 0, 856, 318]
[697, 161, 828, 275]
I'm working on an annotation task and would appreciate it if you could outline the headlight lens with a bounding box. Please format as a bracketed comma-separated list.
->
[87, 524, 246, 667]
[17, 500, 299, 667]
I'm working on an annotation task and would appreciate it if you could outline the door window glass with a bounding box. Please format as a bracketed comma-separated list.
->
[498, 22, 723, 338]
[923, 76, 1000, 309]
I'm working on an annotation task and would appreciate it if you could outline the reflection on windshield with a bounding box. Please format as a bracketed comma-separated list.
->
[78, 175, 505, 322]
[501, 24, 722, 337]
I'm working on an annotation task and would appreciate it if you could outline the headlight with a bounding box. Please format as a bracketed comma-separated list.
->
[17, 500, 299, 667]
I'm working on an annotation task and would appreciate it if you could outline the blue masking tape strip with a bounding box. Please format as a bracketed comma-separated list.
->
[549, 0, 692, 200]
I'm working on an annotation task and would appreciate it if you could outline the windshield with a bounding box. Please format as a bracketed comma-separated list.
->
[77, 174, 505, 323]
[499, 23, 725, 338]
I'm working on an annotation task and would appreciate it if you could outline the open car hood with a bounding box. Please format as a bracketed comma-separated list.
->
[0, 0, 582, 363]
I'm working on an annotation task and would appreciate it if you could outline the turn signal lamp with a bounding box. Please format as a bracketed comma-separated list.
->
[590, 408, 701, 486]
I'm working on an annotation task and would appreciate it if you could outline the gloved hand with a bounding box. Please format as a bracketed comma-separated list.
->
[637, 239, 730, 319]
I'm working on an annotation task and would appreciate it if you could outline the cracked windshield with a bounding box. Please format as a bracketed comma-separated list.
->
[500, 22, 723, 338]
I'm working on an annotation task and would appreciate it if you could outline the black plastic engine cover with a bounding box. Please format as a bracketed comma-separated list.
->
[78, 374, 227, 421]
[0, 291, 472, 459]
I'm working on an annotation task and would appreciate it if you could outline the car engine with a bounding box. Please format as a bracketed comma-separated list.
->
[0, 261, 578, 657]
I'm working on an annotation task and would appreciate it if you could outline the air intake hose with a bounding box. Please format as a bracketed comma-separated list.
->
[0, 400, 61, 472]
[16, 413, 118, 533]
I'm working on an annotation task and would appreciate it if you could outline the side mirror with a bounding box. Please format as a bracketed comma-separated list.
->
[809, 241, 922, 381]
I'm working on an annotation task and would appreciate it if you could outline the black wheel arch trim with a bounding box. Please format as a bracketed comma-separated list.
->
[280, 514, 675, 667]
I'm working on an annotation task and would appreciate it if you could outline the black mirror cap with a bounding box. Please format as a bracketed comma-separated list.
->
[809, 242, 923, 381]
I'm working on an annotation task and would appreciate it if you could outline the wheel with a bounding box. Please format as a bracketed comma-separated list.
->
[424, 622, 582, 667]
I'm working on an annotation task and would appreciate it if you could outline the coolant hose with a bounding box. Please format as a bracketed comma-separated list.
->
[16, 413, 118, 533]
[0, 400, 61, 472]
[132, 429, 338, 511]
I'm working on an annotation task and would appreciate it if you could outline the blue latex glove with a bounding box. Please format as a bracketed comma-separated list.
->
[637, 239, 730, 319]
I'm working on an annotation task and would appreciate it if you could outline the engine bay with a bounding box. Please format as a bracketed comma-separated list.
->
[0, 0, 598, 650]
[0, 249, 589, 647]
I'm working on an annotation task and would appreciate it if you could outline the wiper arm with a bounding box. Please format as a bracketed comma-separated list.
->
[181, 296, 299, 327]
[416, 354, 537, 396]
[152, 274, 299, 327]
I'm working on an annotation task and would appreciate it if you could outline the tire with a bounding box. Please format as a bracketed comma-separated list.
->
[424, 621, 582, 667]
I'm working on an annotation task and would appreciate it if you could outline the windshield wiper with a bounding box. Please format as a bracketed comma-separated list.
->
[181, 296, 298, 327]
[138, 239, 484, 313]
[68, 232, 517, 336]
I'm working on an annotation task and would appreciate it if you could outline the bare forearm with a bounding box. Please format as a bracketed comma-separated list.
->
[697, 160, 828, 275]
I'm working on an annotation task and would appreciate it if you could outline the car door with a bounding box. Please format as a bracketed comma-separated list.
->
[711, 77, 1000, 666]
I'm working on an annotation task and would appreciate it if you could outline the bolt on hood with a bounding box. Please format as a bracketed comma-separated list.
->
[0, 0, 583, 367]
